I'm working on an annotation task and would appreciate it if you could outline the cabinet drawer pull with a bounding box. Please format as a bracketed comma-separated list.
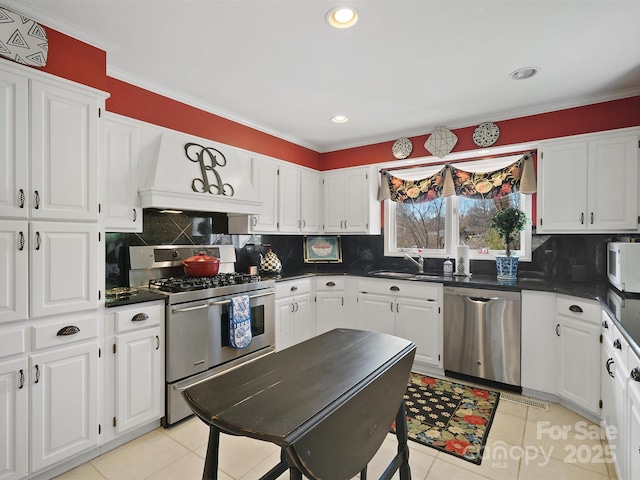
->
[57, 325, 80, 336]
[34, 190, 40, 209]
[613, 339, 622, 350]
[555, 324, 560, 336]
[132, 313, 149, 322]
[326, 281, 336, 287]
[631, 368, 640, 382]
[390, 286, 400, 292]
[580, 212, 584, 224]
[35, 232, 41, 251]
[18, 231, 25, 251]
[133, 208, 137, 222]
[34, 365, 40, 384]
[302, 219, 306, 228]
[569, 305, 583, 313]
[18, 189, 25, 208]
[590, 212, 594, 224]
[606, 358, 614, 378]
[252, 216, 258, 227]
[290, 286, 298, 292]
[19, 369, 24, 389]
[155, 335, 160, 350]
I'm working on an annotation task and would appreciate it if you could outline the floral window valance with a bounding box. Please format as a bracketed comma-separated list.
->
[378, 152, 536, 203]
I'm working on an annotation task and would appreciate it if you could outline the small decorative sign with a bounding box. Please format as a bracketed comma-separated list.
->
[0, 6, 48, 67]
[304, 236, 342, 263]
[184, 142, 234, 196]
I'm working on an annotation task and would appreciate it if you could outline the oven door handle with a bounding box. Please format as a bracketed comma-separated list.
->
[209, 291, 275, 306]
[171, 303, 209, 313]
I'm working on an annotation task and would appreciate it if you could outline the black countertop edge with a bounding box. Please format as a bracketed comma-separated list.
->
[265, 270, 611, 300]
[105, 289, 167, 308]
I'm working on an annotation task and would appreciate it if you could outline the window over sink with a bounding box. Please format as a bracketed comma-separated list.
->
[383, 155, 533, 261]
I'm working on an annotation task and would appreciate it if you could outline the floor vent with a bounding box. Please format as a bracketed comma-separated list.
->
[501, 393, 550, 411]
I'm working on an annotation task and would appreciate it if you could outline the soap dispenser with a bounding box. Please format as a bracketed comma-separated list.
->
[443, 257, 453, 275]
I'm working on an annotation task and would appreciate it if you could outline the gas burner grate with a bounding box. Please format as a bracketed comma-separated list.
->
[149, 273, 261, 293]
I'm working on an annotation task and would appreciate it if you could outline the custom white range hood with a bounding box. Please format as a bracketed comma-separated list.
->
[138, 129, 262, 214]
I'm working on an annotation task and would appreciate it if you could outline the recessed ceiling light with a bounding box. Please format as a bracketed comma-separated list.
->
[326, 7, 358, 29]
[331, 115, 349, 123]
[510, 67, 539, 80]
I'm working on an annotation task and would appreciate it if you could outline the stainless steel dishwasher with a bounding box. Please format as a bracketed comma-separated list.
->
[443, 286, 521, 387]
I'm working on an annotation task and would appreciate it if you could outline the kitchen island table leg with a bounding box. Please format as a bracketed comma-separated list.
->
[203, 426, 220, 480]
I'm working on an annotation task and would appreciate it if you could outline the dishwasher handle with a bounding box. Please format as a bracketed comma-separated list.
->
[467, 296, 498, 303]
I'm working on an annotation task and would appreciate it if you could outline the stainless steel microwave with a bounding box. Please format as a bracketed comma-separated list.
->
[608, 242, 640, 293]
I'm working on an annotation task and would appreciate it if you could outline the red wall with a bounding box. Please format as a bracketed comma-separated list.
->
[29, 25, 640, 175]
[322, 96, 640, 170]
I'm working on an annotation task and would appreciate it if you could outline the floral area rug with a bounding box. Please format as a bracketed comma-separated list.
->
[392, 373, 500, 465]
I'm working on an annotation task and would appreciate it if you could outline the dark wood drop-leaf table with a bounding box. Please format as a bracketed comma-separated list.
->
[182, 328, 416, 480]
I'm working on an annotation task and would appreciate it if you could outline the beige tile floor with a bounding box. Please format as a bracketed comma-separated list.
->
[55, 391, 618, 480]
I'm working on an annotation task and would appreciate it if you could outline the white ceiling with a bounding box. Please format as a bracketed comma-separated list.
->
[8, 0, 640, 152]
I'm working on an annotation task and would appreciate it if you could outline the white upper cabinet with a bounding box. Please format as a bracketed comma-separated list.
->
[278, 163, 302, 233]
[0, 61, 106, 223]
[323, 166, 380, 234]
[30, 222, 98, 319]
[102, 114, 143, 232]
[300, 169, 321, 233]
[537, 130, 639, 233]
[0, 68, 28, 219]
[30, 79, 103, 221]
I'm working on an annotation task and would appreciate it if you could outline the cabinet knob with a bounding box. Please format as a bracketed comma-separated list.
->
[631, 368, 640, 382]
[569, 305, 583, 313]
[602, 320, 609, 329]
[613, 339, 622, 350]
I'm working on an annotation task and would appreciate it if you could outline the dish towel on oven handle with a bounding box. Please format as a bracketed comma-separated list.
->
[230, 295, 252, 349]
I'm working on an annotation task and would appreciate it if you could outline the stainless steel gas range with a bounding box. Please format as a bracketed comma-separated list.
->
[128, 245, 275, 426]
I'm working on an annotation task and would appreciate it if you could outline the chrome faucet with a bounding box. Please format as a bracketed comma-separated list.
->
[403, 254, 424, 273]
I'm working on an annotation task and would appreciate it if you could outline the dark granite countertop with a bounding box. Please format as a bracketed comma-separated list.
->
[105, 289, 167, 308]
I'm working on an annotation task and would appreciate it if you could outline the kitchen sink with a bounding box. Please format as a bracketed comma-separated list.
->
[371, 271, 417, 279]
[369, 271, 442, 280]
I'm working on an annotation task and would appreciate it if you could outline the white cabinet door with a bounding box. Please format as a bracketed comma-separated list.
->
[323, 174, 345, 232]
[278, 163, 301, 233]
[521, 290, 557, 394]
[115, 327, 162, 434]
[30, 342, 98, 472]
[275, 298, 294, 351]
[0, 68, 28, 218]
[344, 169, 369, 232]
[628, 354, 640, 480]
[292, 294, 314, 345]
[537, 141, 588, 232]
[30, 80, 100, 221]
[30, 222, 98, 318]
[253, 157, 279, 232]
[316, 292, 345, 335]
[396, 297, 441, 368]
[300, 170, 321, 233]
[102, 115, 142, 232]
[588, 134, 638, 231]
[557, 315, 601, 414]
[0, 357, 28, 480]
[357, 293, 395, 335]
[0, 221, 28, 324]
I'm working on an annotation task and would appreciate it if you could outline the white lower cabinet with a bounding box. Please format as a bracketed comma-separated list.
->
[105, 301, 164, 441]
[555, 295, 601, 415]
[275, 279, 314, 350]
[30, 340, 99, 472]
[315, 277, 346, 335]
[0, 355, 28, 480]
[628, 350, 640, 479]
[521, 290, 557, 394]
[356, 279, 442, 369]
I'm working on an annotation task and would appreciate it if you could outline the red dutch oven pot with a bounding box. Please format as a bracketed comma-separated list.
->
[182, 252, 220, 277]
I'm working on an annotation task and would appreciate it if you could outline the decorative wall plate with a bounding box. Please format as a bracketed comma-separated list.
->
[0, 6, 48, 67]
[424, 126, 458, 158]
[392, 137, 413, 159]
[472, 122, 500, 147]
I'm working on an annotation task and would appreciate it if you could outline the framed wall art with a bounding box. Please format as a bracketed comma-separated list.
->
[304, 236, 342, 263]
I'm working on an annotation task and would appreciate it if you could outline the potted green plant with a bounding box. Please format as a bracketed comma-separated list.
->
[490, 207, 528, 279]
